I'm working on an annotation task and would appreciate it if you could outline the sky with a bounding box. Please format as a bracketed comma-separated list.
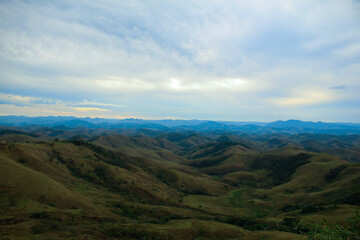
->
[0, 0, 359, 122]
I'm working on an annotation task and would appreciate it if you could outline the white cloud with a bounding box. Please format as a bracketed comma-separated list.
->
[76, 101, 126, 108]
[0, 0, 359, 121]
[334, 43, 360, 58]
[98, 77, 156, 91]
[0, 93, 130, 118]
[270, 90, 333, 106]
[72, 107, 109, 112]
[167, 78, 249, 92]
[0, 93, 60, 106]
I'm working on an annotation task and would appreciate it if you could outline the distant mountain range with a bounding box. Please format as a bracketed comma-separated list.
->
[1, 116, 360, 163]
[1, 116, 360, 135]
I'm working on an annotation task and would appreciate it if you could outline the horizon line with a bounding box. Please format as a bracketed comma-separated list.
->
[0, 114, 359, 124]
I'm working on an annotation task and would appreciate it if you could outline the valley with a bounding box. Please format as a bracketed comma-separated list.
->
[1, 118, 360, 239]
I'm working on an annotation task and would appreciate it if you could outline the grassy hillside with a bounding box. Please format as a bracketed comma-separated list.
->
[1, 133, 360, 239]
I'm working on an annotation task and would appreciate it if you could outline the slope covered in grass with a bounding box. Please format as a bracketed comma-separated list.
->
[1, 131, 360, 239]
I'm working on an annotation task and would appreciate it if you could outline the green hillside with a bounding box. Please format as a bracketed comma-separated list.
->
[1, 134, 360, 239]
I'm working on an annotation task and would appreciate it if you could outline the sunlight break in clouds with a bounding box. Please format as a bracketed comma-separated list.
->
[271, 90, 333, 106]
[168, 78, 248, 92]
[0, 0, 359, 121]
[72, 107, 110, 112]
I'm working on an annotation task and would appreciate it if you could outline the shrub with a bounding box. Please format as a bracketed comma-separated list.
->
[281, 204, 300, 212]
[308, 212, 360, 240]
[251, 153, 311, 185]
[30, 211, 49, 219]
[325, 165, 347, 182]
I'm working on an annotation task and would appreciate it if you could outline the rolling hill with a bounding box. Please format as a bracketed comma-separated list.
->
[1, 124, 360, 239]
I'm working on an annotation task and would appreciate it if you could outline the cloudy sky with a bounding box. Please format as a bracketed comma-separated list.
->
[0, 0, 359, 122]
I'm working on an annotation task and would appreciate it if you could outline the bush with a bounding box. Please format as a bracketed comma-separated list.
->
[30, 221, 60, 234]
[325, 165, 347, 182]
[308, 212, 360, 240]
[281, 204, 300, 212]
[102, 225, 161, 239]
[301, 204, 325, 214]
[30, 211, 49, 219]
[93, 164, 114, 181]
[154, 169, 178, 186]
[251, 153, 311, 185]
[215, 215, 269, 230]
[280, 217, 308, 233]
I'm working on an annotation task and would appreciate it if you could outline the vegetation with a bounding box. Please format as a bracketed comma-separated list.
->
[308, 212, 360, 240]
[1, 127, 360, 239]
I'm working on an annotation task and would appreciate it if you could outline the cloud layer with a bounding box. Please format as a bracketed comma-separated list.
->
[0, 0, 359, 121]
